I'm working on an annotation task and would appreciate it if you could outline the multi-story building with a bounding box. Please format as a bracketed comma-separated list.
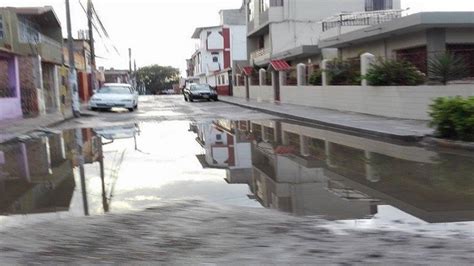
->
[189, 8, 247, 95]
[0, 7, 68, 120]
[245, 0, 401, 68]
[63, 38, 93, 102]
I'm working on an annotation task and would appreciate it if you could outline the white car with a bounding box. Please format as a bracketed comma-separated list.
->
[89, 83, 139, 112]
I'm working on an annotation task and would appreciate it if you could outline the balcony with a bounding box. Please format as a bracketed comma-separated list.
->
[250, 47, 271, 66]
[18, 21, 63, 64]
[38, 34, 63, 64]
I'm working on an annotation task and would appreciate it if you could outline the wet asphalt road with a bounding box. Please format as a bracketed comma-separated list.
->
[1, 95, 474, 264]
[59, 95, 275, 129]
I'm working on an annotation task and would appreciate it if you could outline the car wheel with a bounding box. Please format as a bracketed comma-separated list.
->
[189, 96, 194, 102]
[128, 108, 134, 112]
[214, 97, 219, 101]
[91, 107, 98, 111]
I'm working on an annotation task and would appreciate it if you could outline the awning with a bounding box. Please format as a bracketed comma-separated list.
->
[269, 60, 291, 71]
[237, 65, 253, 76]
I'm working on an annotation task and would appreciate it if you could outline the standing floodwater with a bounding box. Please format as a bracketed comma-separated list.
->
[0, 120, 473, 264]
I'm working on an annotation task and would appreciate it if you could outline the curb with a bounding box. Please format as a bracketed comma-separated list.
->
[422, 137, 474, 151]
[221, 99, 424, 142]
[0, 110, 96, 144]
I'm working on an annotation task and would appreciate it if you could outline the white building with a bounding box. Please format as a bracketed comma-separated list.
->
[194, 121, 252, 170]
[245, 0, 401, 67]
[189, 8, 247, 96]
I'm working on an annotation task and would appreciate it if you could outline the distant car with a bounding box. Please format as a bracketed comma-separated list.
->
[183, 84, 218, 102]
[89, 83, 139, 112]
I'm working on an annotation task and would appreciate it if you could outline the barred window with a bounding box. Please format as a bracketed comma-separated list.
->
[366, 0, 393, 11]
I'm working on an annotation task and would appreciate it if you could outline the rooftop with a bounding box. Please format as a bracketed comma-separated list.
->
[191, 26, 221, 39]
[0, 6, 61, 28]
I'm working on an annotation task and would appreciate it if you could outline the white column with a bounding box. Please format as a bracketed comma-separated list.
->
[300, 135, 310, 156]
[279, 71, 287, 87]
[361, 53, 376, 86]
[236, 74, 240, 86]
[53, 65, 61, 114]
[259, 69, 266, 86]
[325, 140, 334, 167]
[297, 63, 306, 86]
[321, 59, 329, 87]
[365, 151, 380, 183]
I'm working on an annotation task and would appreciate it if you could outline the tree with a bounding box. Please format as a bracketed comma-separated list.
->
[136, 65, 180, 94]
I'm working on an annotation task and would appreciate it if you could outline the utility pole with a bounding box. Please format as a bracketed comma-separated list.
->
[66, 0, 81, 117]
[128, 48, 132, 82]
[87, 0, 97, 94]
[66, 0, 88, 216]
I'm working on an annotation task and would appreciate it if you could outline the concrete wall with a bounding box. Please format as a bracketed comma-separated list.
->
[280, 85, 474, 120]
[340, 31, 427, 59]
[233, 85, 247, 98]
[285, 0, 365, 20]
[230, 25, 247, 61]
[249, 85, 274, 102]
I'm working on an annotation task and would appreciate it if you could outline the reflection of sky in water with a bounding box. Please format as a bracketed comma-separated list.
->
[0, 120, 473, 238]
[324, 205, 474, 237]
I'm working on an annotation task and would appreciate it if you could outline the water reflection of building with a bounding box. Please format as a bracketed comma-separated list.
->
[0, 132, 75, 215]
[192, 120, 253, 184]
[238, 120, 474, 223]
[0, 129, 103, 216]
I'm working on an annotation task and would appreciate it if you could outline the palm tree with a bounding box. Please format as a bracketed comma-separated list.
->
[428, 53, 469, 85]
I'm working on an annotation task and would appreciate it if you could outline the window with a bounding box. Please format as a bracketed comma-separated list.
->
[0, 16, 4, 39]
[365, 0, 393, 11]
[212, 52, 219, 63]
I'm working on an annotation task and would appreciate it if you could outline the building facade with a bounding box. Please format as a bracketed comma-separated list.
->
[188, 8, 247, 96]
[63, 38, 94, 102]
[245, 0, 401, 67]
[320, 12, 474, 76]
[0, 7, 69, 120]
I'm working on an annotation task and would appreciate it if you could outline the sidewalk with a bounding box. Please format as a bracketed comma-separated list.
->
[0, 105, 94, 144]
[220, 96, 434, 141]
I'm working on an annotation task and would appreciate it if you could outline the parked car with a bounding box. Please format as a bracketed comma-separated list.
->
[89, 83, 139, 112]
[183, 84, 218, 102]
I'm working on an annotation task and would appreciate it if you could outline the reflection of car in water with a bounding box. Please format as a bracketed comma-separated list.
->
[93, 124, 140, 141]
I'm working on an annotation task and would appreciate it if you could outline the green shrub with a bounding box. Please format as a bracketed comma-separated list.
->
[308, 69, 322, 85]
[365, 59, 425, 86]
[428, 53, 470, 85]
[429, 96, 474, 141]
[327, 59, 361, 85]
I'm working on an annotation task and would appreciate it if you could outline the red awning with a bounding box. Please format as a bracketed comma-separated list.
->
[270, 60, 291, 71]
[242, 66, 254, 76]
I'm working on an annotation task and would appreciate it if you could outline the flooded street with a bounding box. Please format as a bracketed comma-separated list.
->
[1, 116, 473, 264]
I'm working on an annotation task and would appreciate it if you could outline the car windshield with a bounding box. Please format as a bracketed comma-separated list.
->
[98, 86, 131, 94]
[191, 85, 212, 91]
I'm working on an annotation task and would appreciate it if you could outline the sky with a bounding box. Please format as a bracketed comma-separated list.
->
[1, 0, 473, 75]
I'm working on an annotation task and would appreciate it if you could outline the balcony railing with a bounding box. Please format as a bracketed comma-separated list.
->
[39, 34, 62, 50]
[250, 48, 270, 59]
[322, 9, 403, 32]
